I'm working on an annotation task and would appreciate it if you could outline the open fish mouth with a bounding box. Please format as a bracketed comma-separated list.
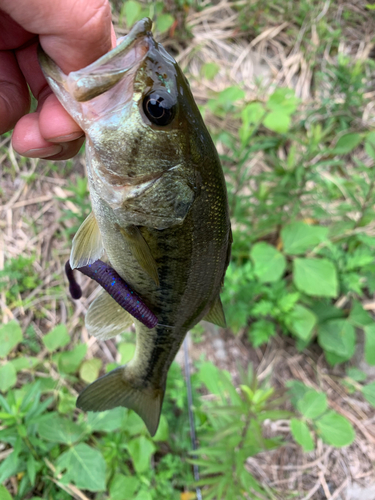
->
[38, 18, 153, 103]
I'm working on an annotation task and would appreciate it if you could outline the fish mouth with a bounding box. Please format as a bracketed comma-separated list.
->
[38, 18, 153, 103]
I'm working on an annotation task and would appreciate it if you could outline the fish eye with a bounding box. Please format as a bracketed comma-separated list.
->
[142, 91, 176, 126]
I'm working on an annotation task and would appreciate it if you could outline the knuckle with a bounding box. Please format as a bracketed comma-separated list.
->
[78, 0, 112, 42]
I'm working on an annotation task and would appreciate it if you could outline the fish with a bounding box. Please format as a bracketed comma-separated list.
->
[38, 18, 232, 436]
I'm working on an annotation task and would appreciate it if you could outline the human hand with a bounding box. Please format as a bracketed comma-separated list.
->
[0, 0, 116, 160]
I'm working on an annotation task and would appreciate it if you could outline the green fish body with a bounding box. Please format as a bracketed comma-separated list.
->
[38, 18, 231, 436]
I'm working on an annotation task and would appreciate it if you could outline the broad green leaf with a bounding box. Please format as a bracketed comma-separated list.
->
[58, 391, 76, 414]
[286, 304, 317, 341]
[110, 474, 139, 500]
[127, 436, 156, 474]
[362, 382, 375, 407]
[218, 86, 245, 104]
[0, 321, 22, 358]
[293, 258, 338, 298]
[0, 363, 17, 392]
[315, 411, 355, 447]
[297, 390, 327, 419]
[248, 320, 275, 347]
[134, 491, 152, 500]
[87, 407, 127, 432]
[290, 418, 314, 452]
[55, 344, 87, 374]
[79, 358, 102, 383]
[121, 1, 142, 27]
[10, 357, 39, 372]
[281, 222, 328, 255]
[364, 323, 375, 365]
[126, 411, 146, 436]
[286, 380, 311, 408]
[43, 324, 70, 352]
[241, 102, 265, 126]
[349, 301, 373, 327]
[0, 485, 13, 500]
[346, 367, 367, 382]
[156, 13, 174, 33]
[318, 320, 355, 360]
[152, 414, 169, 441]
[201, 62, 220, 80]
[118, 342, 136, 364]
[309, 300, 344, 323]
[38, 415, 85, 444]
[267, 88, 299, 114]
[250, 242, 286, 283]
[325, 351, 351, 366]
[56, 443, 106, 491]
[263, 110, 290, 133]
[333, 133, 362, 154]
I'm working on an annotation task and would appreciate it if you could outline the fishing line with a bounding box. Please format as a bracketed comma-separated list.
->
[183, 335, 202, 500]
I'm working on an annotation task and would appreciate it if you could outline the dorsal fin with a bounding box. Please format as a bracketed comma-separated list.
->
[70, 212, 103, 269]
[85, 289, 134, 340]
[203, 295, 226, 328]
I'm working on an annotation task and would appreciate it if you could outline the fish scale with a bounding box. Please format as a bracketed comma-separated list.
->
[38, 17, 231, 436]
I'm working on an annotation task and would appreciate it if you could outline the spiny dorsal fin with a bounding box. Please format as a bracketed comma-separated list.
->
[117, 224, 159, 286]
[70, 212, 103, 269]
[203, 295, 226, 328]
[76, 366, 164, 436]
[85, 289, 134, 340]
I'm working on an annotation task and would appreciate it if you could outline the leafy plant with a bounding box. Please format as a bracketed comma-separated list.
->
[0, 256, 41, 308]
[0, 321, 195, 499]
[287, 381, 355, 450]
[191, 362, 289, 499]
[214, 80, 375, 367]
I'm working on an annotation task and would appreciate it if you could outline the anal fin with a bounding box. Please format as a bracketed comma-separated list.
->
[70, 212, 103, 269]
[117, 224, 159, 286]
[76, 366, 164, 437]
[85, 289, 134, 340]
[203, 295, 226, 328]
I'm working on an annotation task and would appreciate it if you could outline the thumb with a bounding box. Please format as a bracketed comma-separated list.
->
[0, 0, 113, 73]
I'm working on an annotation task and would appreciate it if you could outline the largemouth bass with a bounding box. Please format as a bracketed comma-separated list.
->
[38, 18, 232, 436]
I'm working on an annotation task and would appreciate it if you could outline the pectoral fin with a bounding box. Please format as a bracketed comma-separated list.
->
[203, 295, 226, 328]
[86, 289, 134, 340]
[118, 225, 159, 286]
[70, 212, 103, 269]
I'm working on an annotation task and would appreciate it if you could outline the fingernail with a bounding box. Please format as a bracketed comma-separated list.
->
[23, 145, 63, 158]
[49, 132, 84, 142]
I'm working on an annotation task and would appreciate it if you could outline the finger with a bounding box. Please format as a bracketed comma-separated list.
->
[12, 112, 85, 160]
[1, 0, 113, 73]
[39, 93, 83, 142]
[14, 42, 85, 154]
[0, 50, 30, 134]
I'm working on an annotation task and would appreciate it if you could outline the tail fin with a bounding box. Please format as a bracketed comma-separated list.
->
[76, 366, 164, 436]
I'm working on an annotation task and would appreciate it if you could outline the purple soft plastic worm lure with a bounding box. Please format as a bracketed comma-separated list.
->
[65, 260, 158, 329]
